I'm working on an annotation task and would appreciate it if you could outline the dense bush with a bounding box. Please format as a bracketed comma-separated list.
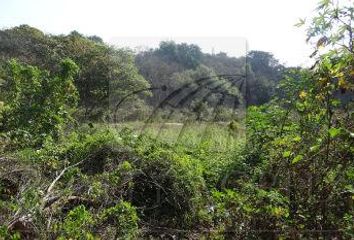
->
[0, 127, 217, 239]
[131, 138, 207, 229]
[0, 59, 79, 148]
[211, 186, 289, 239]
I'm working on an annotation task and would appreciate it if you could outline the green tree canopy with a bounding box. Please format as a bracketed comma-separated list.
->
[0, 59, 79, 147]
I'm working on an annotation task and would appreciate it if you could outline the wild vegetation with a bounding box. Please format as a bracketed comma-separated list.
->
[0, 0, 354, 239]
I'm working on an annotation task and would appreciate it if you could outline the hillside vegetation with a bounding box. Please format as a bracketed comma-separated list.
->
[0, 0, 354, 239]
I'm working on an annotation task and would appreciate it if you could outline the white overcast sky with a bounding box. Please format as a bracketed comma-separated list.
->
[0, 0, 319, 66]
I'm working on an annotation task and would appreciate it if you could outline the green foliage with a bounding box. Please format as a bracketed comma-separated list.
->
[0, 26, 150, 120]
[0, 59, 78, 147]
[6, 127, 218, 238]
[130, 134, 207, 229]
[212, 186, 289, 239]
[2, 1, 354, 238]
[0, 225, 21, 240]
[98, 201, 139, 239]
[247, 51, 284, 105]
[157, 41, 203, 69]
[56, 205, 95, 239]
[136, 40, 283, 111]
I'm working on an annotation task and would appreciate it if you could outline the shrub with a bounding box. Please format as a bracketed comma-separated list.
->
[130, 138, 207, 230]
[98, 201, 139, 239]
[0, 59, 79, 148]
[56, 205, 95, 239]
[212, 186, 289, 239]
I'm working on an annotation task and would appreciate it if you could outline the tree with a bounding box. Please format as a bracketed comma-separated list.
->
[0, 59, 79, 147]
[241, 1, 354, 237]
[247, 51, 284, 105]
[157, 41, 202, 69]
[0, 26, 150, 120]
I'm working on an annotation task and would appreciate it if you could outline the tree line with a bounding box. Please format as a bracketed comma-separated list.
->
[0, 25, 285, 123]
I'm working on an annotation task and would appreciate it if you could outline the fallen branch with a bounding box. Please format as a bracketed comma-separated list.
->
[46, 160, 83, 195]
[42, 160, 84, 208]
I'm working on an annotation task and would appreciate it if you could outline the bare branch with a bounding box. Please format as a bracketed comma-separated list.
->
[45, 160, 83, 195]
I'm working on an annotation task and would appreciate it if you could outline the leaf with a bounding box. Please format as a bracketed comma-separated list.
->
[310, 145, 320, 152]
[299, 91, 307, 99]
[316, 36, 328, 48]
[331, 99, 341, 107]
[283, 151, 292, 158]
[317, 0, 330, 10]
[309, 50, 318, 58]
[293, 136, 302, 142]
[328, 127, 341, 138]
[295, 18, 306, 27]
[292, 155, 304, 164]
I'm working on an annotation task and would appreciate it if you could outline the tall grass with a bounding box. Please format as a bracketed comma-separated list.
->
[110, 121, 245, 152]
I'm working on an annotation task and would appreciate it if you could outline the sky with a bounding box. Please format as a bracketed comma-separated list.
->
[0, 0, 319, 67]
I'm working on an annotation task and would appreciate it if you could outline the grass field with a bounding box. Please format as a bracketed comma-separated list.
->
[110, 121, 246, 152]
